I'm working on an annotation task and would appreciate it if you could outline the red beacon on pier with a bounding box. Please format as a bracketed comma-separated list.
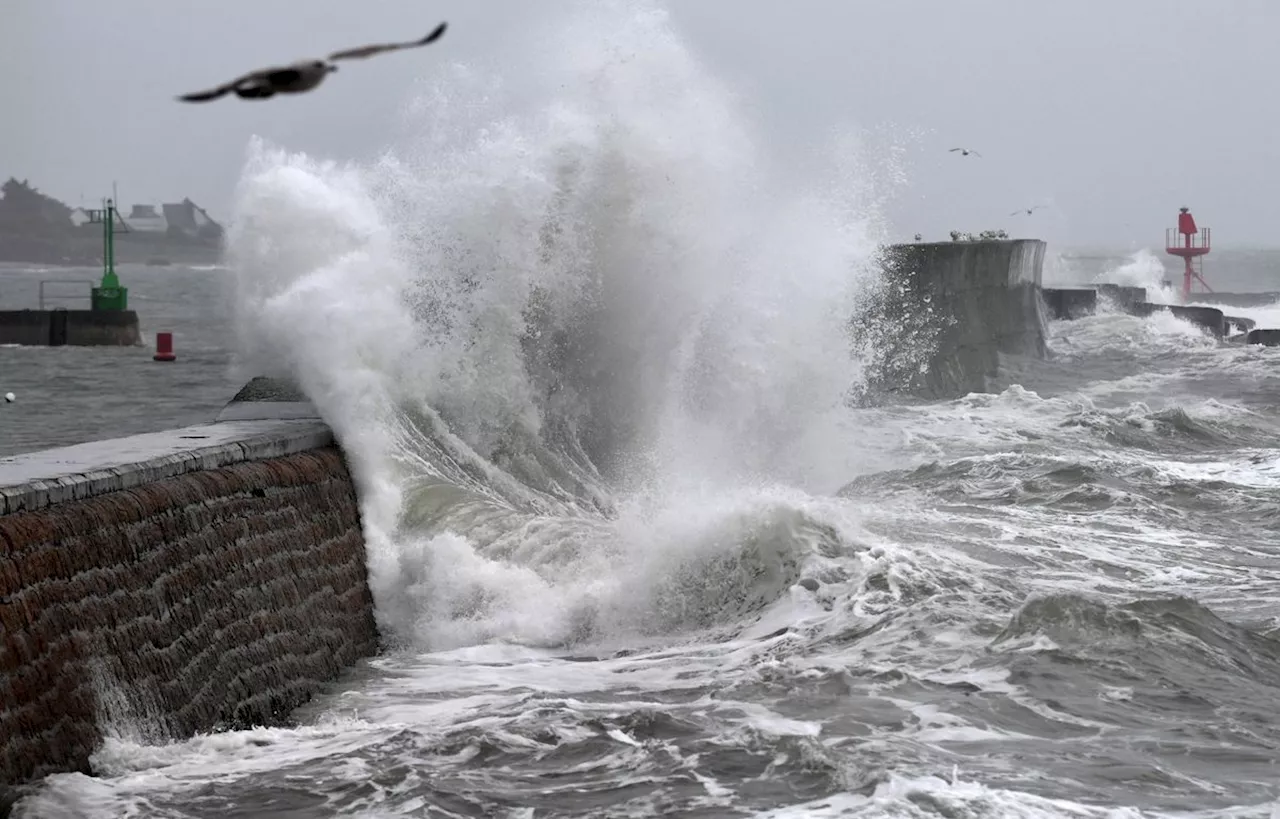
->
[1165, 206, 1212, 302]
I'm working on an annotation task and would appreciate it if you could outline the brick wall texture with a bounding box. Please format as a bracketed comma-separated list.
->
[0, 447, 379, 791]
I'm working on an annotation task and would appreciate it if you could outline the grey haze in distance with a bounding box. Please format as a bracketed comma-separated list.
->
[2, 0, 1275, 248]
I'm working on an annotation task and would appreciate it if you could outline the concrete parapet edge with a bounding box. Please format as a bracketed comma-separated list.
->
[0, 420, 334, 515]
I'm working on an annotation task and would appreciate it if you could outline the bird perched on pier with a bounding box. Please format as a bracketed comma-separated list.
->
[949, 147, 981, 157]
[177, 22, 447, 102]
[1010, 205, 1046, 216]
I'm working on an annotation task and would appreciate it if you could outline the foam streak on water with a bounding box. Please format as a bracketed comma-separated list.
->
[15, 2, 1280, 817]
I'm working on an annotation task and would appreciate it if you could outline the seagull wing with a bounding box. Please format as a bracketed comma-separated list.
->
[327, 22, 447, 61]
[969, 151, 982, 157]
[1010, 209, 1023, 216]
[177, 77, 241, 102]
[949, 148, 963, 152]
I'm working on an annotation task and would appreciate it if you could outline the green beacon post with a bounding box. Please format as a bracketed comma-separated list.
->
[90, 198, 129, 311]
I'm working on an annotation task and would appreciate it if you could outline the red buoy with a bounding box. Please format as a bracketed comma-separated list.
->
[153, 332, 176, 362]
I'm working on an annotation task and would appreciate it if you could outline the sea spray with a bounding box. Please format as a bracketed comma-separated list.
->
[1096, 247, 1176, 304]
[226, 0, 891, 650]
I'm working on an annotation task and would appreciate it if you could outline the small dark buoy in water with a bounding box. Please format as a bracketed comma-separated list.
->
[154, 332, 176, 362]
[797, 578, 820, 593]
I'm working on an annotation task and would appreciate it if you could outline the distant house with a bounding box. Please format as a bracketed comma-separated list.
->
[162, 199, 222, 240]
[72, 198, 224, 240]
[122, 204, 167, 233]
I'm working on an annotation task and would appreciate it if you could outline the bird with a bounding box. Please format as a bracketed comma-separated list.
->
[949, 147, 981, 157]
[177, 22, 448, 103]
[1010, 206, 1046, 216]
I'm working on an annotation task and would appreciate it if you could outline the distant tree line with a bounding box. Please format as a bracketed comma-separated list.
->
[0, 178, 75, 236]
[0, 177, 223, 265]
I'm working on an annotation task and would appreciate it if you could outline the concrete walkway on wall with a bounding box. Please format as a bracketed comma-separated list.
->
[0, 420, 334, 515]
[0, 376, 326, 514]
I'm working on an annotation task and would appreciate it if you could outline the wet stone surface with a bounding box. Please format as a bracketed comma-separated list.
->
[0, 447, 378, 791]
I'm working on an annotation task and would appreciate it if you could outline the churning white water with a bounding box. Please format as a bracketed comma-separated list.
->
[224, 0, 886, 654]
[1095, 249, 1174, 301]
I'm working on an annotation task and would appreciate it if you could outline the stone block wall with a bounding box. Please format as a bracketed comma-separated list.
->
[0, 444, 378, 796]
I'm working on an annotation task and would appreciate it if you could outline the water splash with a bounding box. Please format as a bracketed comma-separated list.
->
[1095, 248, 1177, 304]
[226, 0, 889, 651]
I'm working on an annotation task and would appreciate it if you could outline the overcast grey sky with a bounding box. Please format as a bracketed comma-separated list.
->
[3, 0, 1275, 247]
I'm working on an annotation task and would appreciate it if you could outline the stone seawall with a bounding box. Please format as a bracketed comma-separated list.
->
[857, 239, 1048, 400]
[0, 397, 379, 801]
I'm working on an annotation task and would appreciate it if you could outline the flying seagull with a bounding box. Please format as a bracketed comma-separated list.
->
[177, 22, 448, 102]
[1010, 205, 1046, 216]
[949, 147, 981, 157]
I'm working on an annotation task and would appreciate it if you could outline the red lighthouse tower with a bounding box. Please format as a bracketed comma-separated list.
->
[1165, 206, 1212, 302]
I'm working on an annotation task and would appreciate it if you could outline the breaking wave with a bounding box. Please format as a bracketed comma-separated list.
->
[224, 0, 886, 653]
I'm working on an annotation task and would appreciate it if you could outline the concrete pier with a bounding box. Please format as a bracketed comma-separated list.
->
[0, 309, 142, 347]
[1041, 283, 1280, 346]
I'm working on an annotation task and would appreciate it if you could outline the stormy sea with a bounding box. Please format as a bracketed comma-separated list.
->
[10, 4, 1280, 817]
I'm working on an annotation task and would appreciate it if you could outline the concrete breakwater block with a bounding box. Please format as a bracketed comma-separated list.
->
[0, 309, 142, 347]
[1044, 284, 1153, 321]
[1127, 303, 1227, 338]
[1224, 315, 1257, 335]
[859, 239, 1049, 401]
[1042, 288, 1097, 320]
[1246, 328, 1280, 347]
[1096, 284, 1147, 309]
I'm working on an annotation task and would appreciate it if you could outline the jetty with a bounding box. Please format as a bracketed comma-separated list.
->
[0, 198, 142, 347]
[1040, 207, 1280, 348]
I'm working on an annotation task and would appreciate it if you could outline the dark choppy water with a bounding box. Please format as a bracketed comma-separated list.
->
[9, 264, 1280, 818]
[0, 263, 241, 456]
[9, 4, 1280, 815]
